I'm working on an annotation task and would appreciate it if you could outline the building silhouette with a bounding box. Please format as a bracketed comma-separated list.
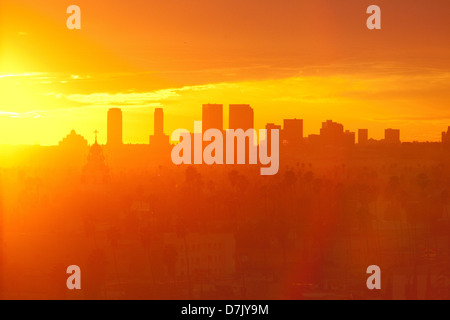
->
[58, 129, 88, 150]
[107, 108, 123, 147]
[344, 130, 356, 146]
[202, 104, 223, 132]
[58, 129, 89, 167]
[385, 128, 401, 144]
[320, 120, 344, 146]
[265, 123, 281, 133]
[265, 123, 281, 154]
[228, 105, 254, 164]
[229, 104, 254, 131]
[150, 108, 170, 151]
[154, 108, 164, 136]
[82, 133, 109, 184]
[317, 120, 355, 147]
[442, 127, 450, 144]
[358, 129, 369, 145]
[282, 119, 303, 145]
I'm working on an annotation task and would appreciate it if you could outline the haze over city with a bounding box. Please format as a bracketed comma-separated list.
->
[1, 0, 450, 301]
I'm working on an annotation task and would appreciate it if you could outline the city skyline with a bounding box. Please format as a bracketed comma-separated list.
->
[1, 88, 450, 146]
[2, 103, 450, 147]
[1, 0, 450, 302]
[2, 1, 450, 145]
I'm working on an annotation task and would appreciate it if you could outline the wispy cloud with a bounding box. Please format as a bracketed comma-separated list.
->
[0, 73, 42, 78]
[60, 83, 225, 106]
[0, 111, 43, 118]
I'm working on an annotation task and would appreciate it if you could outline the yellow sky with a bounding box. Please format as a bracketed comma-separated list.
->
[1, 0, 450, 145]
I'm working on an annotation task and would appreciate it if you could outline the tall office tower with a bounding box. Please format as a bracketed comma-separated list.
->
[442, 127, 450, 145]
[107, 108, 123, 146]
[384, 128, 401, 144]
[150, 108, 169, 147]
[229, 104, 254, 130]
[154, 108, 164, 136]
[228, 104, 254, 164]
[282, 119, 303, 145]
[358, 129, 369, 145]
[202, 104, 223, 132]
[265, 123, 281, 153]
[320, 120, 344, 146]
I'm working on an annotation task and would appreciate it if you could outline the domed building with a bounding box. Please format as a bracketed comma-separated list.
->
[82, 131, 109, 184]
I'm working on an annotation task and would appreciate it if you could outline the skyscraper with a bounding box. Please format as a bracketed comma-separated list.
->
[385, 128, 400, 144]
[229, 104, 254, 130]
[265, 123, 281, 154]
[358, 129, 369, 145]
[154, 108, 164, 136]
[202, 104, 223, 132]
[442, 127, 450, 145]
[107, 108, 123, 146]
[150, 108, 170, 149]
[228, 104, 254, 165]
[282, 119, 303, 145]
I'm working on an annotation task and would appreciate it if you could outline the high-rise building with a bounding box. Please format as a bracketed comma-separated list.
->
[265, 123, 281, 153]
[358, 129, 369, 145]
[107, 108, 123, 146]
[154, 108, 164, 136]
[282, 119, 303, 145]
[320, 120, 344, 146]
[385, 128, 400, 144]
[228, 105, 254, 165]
[150, 108, 170, 149]
[202, 104, 223, 132]
[442, 127, 450, 145]
[229, 104, 254, 130]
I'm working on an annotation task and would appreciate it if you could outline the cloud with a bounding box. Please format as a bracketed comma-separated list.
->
[61, 83, 225, 106]
[0, 73, 42, 78]
[0, 111, 43, 119]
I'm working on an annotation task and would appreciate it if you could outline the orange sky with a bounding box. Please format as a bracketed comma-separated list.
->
[1, 0, 450, 145]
